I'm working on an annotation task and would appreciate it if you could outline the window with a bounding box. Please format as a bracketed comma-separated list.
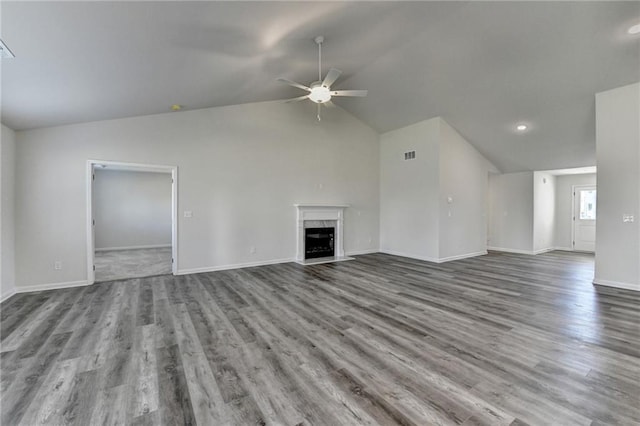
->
[579, 190, 596, 220]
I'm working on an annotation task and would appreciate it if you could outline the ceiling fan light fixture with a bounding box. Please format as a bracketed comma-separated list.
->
[277, 36, 367, 118]
[308, 84, 331, 103]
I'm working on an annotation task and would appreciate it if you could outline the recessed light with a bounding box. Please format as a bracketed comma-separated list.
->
[629, 24, 640, 35]
[516, 124, 528, 132]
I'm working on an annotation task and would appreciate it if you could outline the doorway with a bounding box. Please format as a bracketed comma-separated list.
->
[86, 160, 178, 284]
[573, 185, 596, 252]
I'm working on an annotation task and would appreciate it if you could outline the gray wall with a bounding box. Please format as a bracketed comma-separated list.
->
[488, 172, 534, 253]
[595, 82, 639, 290]
[1, 125, 16, 301]
[380, 117, 495, 262]
[14, 100, 380, 288]
[380, 118, 440, 260]
[533, 171, 556, 253]
[94, 170, 172, 250]
[439, 119, 496, 260]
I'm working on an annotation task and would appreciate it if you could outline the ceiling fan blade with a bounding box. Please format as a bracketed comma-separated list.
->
[284, 95, 310, 103]
[322, 68, 342, 88]
[332, 89, 368, 97]
[277, 78, 311, 92]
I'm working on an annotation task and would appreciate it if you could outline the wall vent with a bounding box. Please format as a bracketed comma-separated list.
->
[404, 151, 416, 160]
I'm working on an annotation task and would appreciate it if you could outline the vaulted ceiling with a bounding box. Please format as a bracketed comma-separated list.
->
[1, 1, 639, 172]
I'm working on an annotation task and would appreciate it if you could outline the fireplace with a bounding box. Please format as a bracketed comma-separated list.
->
[305, 227, 335, 259]
[295, 204, 353, 265]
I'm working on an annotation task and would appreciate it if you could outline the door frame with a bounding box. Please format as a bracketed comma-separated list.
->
[571, 184, 596, 252]
[86, 159, 178, 284]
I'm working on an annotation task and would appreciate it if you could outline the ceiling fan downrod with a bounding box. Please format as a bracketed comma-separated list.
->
[315, 36, 324, 83]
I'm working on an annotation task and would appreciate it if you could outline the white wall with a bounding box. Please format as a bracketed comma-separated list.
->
[379, 118, 440, 260]
[380, 117, 495, 262]
[94, 169, 172, 250]
[1, 124, 16, 301]
[488, 172, 534, 253]
[595, 82, 640, 290]
[533, 171, 556, 253]
[439, 119, 496, 260]
[554, 173, 596, 250]
[14, 100, 380, 288]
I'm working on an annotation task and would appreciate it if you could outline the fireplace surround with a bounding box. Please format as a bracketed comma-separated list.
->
[294, 204, 353, 265]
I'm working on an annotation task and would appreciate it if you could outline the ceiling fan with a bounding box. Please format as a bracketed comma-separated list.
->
[278, 36, 368, 121]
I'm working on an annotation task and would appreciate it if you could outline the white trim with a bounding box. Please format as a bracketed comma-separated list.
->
[95, 244, 171, 252]
[487, 246, 535, 255]
[15, 280, 89, 294]
[296, 256, 354, 266]
[554, 246, 574, 252]
[87, 160, 178, 285]
[176, 258, 295, 275]
[0, 289, 16, 303]
[86, 161, 94, 284]
[295, 205, 347, 262]
[593, 278, 640, 292]
[379, 250, 440, 263]
[346, 249, 379, 256]
[437, 251, 487, 263]
[532, 247, 555, 255]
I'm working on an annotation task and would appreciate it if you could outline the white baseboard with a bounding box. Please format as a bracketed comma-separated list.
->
[489, 247, 566, 256]
[437, 251, 487, 263]
[176, 258, 295, 275]
[533, 247, 555, 255]
[380, 249, 487, 263]
[15, 280, 90, 294]
[0, 289, 16, 303]
[346, 249, 379, 256]
[95, 244, 171, 252]
[487, 247, 535, 255]
[379, 249, 439, 263]
[593, 278, 640, 292]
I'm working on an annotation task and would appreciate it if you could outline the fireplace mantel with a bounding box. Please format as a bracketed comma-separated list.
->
[295, 204, 352, 265]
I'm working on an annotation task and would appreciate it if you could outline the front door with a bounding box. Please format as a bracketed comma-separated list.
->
[573, 185, 596, 252]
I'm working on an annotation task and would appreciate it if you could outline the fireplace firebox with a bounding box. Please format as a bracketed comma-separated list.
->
[304, 227, 335, 259]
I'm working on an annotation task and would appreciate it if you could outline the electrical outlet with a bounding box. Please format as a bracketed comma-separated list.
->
[249, 246, 256, 254]
[54, 261, 62, 270]
[184, 211, 193, 218]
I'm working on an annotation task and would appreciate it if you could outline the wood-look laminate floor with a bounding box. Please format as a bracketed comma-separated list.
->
[1, 251, 639, 425]
[94, 247, 172, 282]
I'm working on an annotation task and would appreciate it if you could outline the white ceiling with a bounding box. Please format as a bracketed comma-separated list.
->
[1, 1, 639, 172]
